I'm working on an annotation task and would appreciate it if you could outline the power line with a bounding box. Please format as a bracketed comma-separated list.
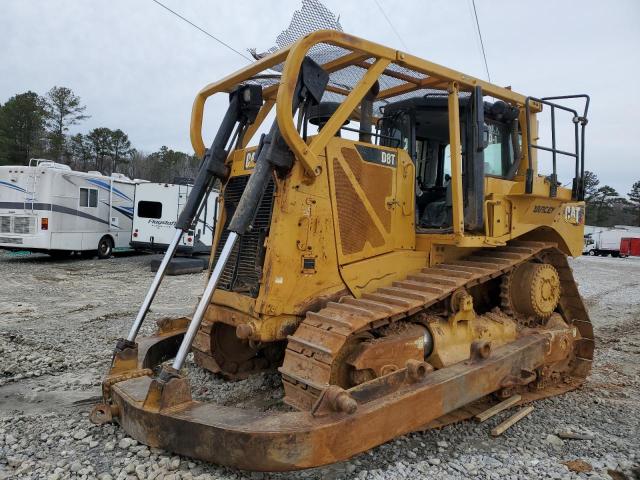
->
[471, 0, 491, 82]
[150, 0, 252, 62]
[373, 0, 409, 51]
[466, 1, 484, 72]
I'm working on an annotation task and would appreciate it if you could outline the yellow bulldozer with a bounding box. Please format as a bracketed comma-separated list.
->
[91, 30, 592, 471]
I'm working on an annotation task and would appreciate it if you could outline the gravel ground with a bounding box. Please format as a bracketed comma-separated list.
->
[0, 251, 638, 479]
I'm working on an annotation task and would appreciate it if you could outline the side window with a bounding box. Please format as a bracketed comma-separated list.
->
[138, 201, 162, 219]
[80, 187, 98, 207]
[380, 112, 411, 152]
[484, 122, 515, 177]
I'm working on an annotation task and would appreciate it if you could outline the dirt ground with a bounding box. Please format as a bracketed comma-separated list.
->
[0, 251, 638, 479]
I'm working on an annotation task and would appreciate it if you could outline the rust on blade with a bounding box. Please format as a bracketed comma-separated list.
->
[108, 333, 549, 471]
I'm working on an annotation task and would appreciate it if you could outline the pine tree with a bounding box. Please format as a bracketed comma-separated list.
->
[583, 170, 600, 201]
[87, 127, 113, 173]
[109, 129, 133, 174]
[593, 185, 619, 225]
[0, 91, 47, 165]
[44, 86, 89, 162]
[628, 180, 640, 226]
[67, 133, 92, 171]
[582, 170, 600, 224]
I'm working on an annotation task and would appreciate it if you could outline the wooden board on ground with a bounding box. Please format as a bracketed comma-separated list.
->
[475, 394, 521, 423]
[491, 406, 534, 436]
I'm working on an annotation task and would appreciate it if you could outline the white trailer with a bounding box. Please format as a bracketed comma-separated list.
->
[130, 182, 218, 255]
[0, 159, 138, 258]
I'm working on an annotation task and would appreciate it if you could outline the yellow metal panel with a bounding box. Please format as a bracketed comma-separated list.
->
[484, 197, 511, 238]
[325, 138, 416, 266]
[251, 156, 347, 317]
[393, 150, 417, 250]
[340, 250, 428, 297]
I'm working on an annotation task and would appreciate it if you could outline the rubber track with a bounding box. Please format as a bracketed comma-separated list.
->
[279, 241, 594, 411]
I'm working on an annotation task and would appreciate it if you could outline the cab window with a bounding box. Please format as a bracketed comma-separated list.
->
[483, 121, 515, 177]
[379, 111, 411, 152]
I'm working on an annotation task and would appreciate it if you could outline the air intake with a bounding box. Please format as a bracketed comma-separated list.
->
[214, 175, 276, 298]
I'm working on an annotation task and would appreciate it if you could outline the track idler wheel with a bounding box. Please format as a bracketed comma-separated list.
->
[502, 262, 561, 323]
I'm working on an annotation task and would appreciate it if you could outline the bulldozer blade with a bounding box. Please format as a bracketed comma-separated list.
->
[104, 327, 552, 471]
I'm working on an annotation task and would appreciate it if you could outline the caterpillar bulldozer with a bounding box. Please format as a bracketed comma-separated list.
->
[91, 30, 592, 471]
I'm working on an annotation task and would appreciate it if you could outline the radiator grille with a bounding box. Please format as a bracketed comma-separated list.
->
[333, 159, 384, 255]
[0, 217, 10, 234]
[214, 175, 276, 298]
[341, 147, 393, 231]
[13, 217, 36, 234]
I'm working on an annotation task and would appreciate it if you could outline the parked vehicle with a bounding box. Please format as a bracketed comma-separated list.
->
[620, 237, 640, 257]
[130, 182, 218, 254]
[583, 228, 630, 257]
[583, 233, 594, 254]
[0, 159, 139, 258]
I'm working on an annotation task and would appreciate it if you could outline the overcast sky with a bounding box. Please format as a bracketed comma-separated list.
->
[2, 0, 639, 195]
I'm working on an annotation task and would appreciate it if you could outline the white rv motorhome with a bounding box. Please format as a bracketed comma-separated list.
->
[0, 159, 138, 258]
[131, 182, 218, 254]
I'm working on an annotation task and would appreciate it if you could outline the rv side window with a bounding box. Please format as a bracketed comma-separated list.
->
[80, 188, 98, 208]
[138, 201, 162, 219]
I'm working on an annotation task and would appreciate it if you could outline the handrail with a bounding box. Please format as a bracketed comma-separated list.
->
[524, 95, 589, 199]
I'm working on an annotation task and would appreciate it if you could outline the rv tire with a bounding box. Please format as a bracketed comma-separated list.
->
[97, 236, 114, 259]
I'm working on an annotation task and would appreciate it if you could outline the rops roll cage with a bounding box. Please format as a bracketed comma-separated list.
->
[190, 29, 533, 180]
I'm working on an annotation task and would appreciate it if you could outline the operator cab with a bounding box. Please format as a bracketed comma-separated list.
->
[378, 95, 521, 232]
